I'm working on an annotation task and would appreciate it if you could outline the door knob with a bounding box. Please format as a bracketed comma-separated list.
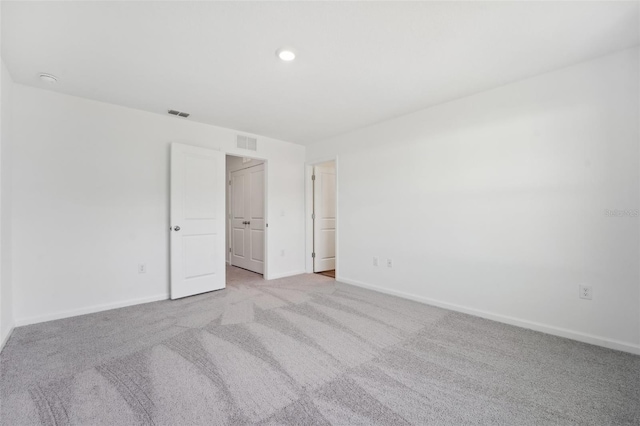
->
[173, 226, 181, 231]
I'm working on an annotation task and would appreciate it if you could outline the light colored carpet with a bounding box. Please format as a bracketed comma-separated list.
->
[1, 266, 639, 425]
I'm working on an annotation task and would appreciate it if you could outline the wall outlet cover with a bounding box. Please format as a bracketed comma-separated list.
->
[579, 284, 593, 300]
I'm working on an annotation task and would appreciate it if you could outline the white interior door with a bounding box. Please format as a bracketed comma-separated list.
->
[313, 164, 336, 272]
[170, 143, 225, 299]
[230, 163, 265, 274]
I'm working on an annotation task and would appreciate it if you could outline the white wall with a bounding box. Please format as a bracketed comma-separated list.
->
[0, 58, 15, 349]
[11, 85, 306, 325]
[225, 155, 265, 264]
[307, 47, 640, 354]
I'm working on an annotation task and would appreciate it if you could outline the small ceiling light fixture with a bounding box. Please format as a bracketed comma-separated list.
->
[39, 73, 58, 84]
[276, 47, 296, 62]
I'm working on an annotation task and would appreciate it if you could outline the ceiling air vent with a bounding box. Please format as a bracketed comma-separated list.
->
[168, 109, 190, 118]
[237, 135, 258, 151]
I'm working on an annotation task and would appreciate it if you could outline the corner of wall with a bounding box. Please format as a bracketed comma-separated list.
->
[0, 55, 15, 352]
[0, 319, 14, 353]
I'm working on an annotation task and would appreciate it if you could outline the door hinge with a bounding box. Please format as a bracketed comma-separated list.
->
[312, 174, 316, 181]
[312, 213, 315, 220]
[229, 247, 231, 253]
[229, 180, 231, 185]
[312, 252, 316, 258]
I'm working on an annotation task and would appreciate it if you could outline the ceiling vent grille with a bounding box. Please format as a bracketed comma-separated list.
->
[168, 109, 190, 118]
[237, 135, 257, 151]
[237, 135, 247, 149]
[247, 137, 257, 151]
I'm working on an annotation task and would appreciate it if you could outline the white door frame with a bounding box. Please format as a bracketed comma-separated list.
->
[227, 161, 266, 275]
[227, 154, 269, 280]
[305, 156, 339, 277]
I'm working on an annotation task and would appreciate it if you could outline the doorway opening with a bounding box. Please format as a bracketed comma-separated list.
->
[226, 155, 267, 278]
[309, 160, 336, 278]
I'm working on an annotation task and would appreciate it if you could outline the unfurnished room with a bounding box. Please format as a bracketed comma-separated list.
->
[0, 1, 639, 425]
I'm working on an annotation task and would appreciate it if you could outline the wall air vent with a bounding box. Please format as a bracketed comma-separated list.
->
[237, 135, 257, 151]
[237, 135, 247, 149]
[168, 109, 190, 118]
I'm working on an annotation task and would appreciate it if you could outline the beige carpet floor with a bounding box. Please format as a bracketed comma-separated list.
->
[1, 266, 639, 425]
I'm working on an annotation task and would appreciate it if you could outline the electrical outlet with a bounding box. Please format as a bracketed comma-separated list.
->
[281, 249, 285, 257]
[138, 264, 147, 274]
[579, 284, 592, 300]
[373, 257, 379, 267]
[387, 259, 393, 268]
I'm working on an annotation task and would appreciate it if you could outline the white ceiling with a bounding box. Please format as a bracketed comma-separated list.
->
[2, 1, 638, 145]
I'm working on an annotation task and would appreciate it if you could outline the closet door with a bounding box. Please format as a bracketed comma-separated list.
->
[230, 164, 265, 274]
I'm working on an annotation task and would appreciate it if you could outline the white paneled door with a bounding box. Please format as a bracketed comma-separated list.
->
[313, 164, 336, 272]
[230, 163, 265, 274]
[170, 143, 226, 299]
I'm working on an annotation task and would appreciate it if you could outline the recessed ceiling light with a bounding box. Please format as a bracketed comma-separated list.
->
[39, 73, 58, 84]
[276, 48, 296, 62]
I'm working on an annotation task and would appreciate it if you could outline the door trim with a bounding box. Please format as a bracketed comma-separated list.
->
[225, 156, 269, 279]
[305, 157, 339, 277]
[228, 162, 266, 274]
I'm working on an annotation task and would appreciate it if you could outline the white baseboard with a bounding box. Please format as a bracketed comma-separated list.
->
[337, 276, 640, 356]
[0, 323, 15, 353]
[267, 270, 306, 280]
[15, 293, 169, 327]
